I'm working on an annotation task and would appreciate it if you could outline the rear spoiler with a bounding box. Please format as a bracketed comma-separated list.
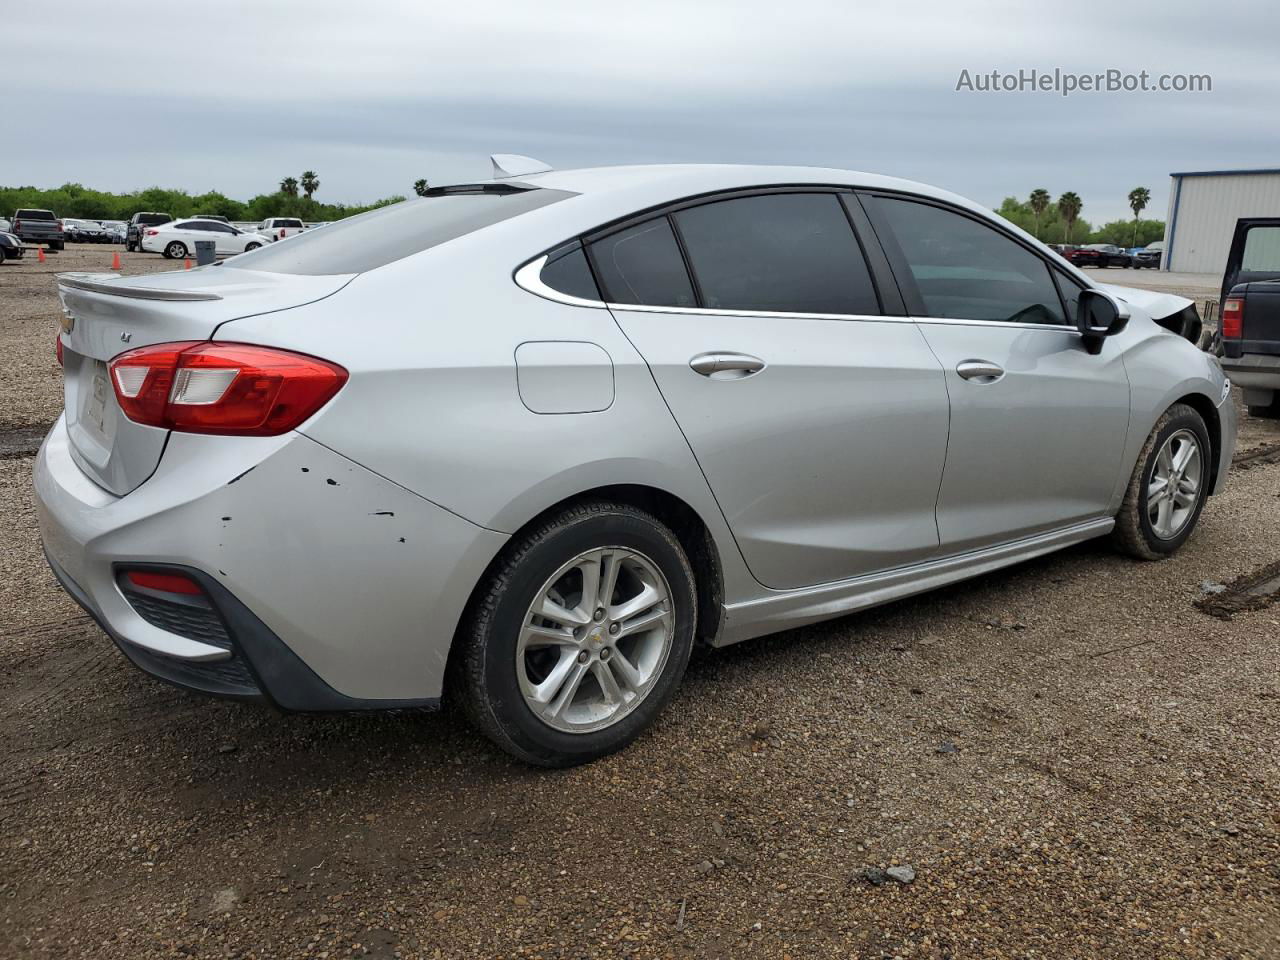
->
[55, 272, 222, 302]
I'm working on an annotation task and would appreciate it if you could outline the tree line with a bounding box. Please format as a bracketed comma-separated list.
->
[997, 187, 1162, 247]
[0, 176, 404, 224]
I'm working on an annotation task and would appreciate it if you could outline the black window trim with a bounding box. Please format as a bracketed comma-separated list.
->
[856, 188, 1085, 333]
[518, 183, 900, 321]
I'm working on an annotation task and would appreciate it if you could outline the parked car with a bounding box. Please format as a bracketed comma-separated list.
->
[38, 163, 1234, 767]
[125, 212, 173, 252]
[140, 219, 271, 258]
[11, 208, 65, 250]
[1070, 243, 1132, 268]
[103, 222, 128, 244]
[258, 217, 306, 241]
[0, 231, 24, 263]
[1133, 241, 1164, 269]
[63, 219, 109, 243]
[0, 217, 11, 232]
[1219, 218, 1280, 417]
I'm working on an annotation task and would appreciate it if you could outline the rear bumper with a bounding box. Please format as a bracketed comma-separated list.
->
[1221, 353, 1280, 392]
[34, 415, 507, 707]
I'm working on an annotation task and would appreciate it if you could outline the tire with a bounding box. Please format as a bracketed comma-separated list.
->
[164, 241, 187, 259]
[457, 501, 698, 767]
[1247, 399, 1280, 419]
[50, 241, 64, 251]
[244, 242, 261, 251]
[1112, 403, 1212, 559]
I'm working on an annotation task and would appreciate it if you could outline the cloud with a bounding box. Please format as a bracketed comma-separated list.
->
[7, 0, 1274, 223]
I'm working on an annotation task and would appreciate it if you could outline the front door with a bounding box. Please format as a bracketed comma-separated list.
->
[589, 192, 951, 590]
[862, 193, 1131, 552]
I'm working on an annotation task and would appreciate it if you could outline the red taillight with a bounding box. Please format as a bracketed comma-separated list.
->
[1222, 298, 1244, 338]
[145, 229, 159, 236]
[278, 229, 285, 239]
[55, 220, 63, 231]
[12, 220, 20, 232]
[56, 336, 64, 366]
[108, 341, 348, 435]
[124, 570, 203, 595]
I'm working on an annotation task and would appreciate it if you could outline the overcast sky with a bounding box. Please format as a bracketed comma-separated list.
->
[9, 0, 1275, 224]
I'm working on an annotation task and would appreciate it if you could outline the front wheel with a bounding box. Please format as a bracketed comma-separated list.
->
[164, 241, 187, 259]
[457, 502, 697, 767]
[1112, 403, 1212, 559]
[244, 242, 261, 251]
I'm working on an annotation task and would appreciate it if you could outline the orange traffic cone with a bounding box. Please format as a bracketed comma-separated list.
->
[38, 247, 46, 263]
[111, 251, 121, 270]
[184, 258, 192, 270]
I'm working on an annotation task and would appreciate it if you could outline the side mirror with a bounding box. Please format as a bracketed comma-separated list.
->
[1076, 288, 1130, 354]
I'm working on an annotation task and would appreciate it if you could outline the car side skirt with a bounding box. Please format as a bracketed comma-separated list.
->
[716, 517, 1114, 645]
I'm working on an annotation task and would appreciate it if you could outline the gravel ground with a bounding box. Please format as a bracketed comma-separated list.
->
[2, 247, 1279, 959]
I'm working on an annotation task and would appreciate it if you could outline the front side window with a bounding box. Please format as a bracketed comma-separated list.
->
[588, 218, 695, 308]
[1242, 226, 1280, 271]
[871, 196, 1066, 324]
[673, 193, 879, 315]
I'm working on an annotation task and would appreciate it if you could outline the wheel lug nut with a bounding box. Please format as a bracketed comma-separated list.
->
[593, 608, 606, 622]
[608, 623, 620, 636]
[573, 627, 583, 639]
[600, 648, 612, 661]
[577, 650, 589, 664]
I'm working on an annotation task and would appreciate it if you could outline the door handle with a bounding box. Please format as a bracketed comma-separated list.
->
[689, 352, 766, 380]
[956, 359, 1005, 383]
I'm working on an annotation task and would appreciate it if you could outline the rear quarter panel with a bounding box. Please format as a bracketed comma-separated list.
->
[217, 229, 762, 607]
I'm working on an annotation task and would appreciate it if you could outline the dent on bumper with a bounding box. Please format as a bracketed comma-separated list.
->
[34, 416, 508, 703]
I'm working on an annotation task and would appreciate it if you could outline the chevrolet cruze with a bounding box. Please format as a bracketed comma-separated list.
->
[36, 160, 1235, 766]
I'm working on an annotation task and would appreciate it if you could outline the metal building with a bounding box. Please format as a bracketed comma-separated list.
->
[1162, 168, 1280, 274]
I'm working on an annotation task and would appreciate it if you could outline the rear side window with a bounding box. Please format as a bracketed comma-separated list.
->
[870, 196, 1067, 325]
[673, 193, 879, 315]
[16, 209, 55, 220]
[540, 243, 601, 301]
[226, 187, 573, 275]
[1242, 226, 1280, 271]
[588, 218, 696, 308]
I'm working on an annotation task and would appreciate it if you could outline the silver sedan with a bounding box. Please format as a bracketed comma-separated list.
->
[36, 160, 1235, 766]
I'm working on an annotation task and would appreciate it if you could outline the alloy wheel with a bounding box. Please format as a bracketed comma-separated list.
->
[516, 547, 674, 734]
[1147, 428, 1203, 539]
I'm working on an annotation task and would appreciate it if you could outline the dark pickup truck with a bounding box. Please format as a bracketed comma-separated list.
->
[1220, 217, 1280, 417]
[125, 211, 173, 251]
[11, 209, 65, 250]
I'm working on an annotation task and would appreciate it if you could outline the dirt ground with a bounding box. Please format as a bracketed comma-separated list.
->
[2, 247, 1279, 959]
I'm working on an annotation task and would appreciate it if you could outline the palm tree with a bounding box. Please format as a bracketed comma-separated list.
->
[1128, 186, 1151, 246]
[1028, 188, 1050, 239]
[279, 176, 299, 197]
[300, 171, 320, 199]
[413, 178, 430, 197]
[1058, 191, 1083, 243]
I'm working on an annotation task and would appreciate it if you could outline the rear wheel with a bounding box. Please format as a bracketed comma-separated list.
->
[50, 241, 64, 251]
[1248, 398, 1280, 419]
[244, 242, 261, 251]
[164, 241, 187, 259]
[1112, 403, 1211, 559]
[457, 502, 697, 767]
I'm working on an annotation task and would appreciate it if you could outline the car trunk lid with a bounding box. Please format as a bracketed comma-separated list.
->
[55, 268, 354, 495]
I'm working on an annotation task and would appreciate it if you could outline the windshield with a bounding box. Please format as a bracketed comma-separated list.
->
[17, 210, 55, 220]
[224, 186, 574, 276]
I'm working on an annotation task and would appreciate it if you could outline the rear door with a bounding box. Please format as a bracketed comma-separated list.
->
[862, 193, 1130, 553]
[591, 191, 950, 590]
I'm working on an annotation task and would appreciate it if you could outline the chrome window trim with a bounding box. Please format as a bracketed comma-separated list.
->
[515, 255, 1081, 333]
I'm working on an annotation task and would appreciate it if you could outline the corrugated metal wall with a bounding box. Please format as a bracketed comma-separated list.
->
[1163, 172, 1280, 274]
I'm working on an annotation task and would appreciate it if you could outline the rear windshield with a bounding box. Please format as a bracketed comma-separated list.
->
[136, 213, 171, 224]
[16, 209, 55, 220]
[225, 186, 574, 275]
[275, 219, 304, 228]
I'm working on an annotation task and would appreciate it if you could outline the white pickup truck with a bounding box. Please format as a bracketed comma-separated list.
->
[257, 217, 306, 242]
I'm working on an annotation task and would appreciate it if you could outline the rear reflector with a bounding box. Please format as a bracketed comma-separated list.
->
[1222, 298, 1243, 338]
[108, 341, 348, 435]
[55, 336, 63, 366]
[124, 570, 203, 595]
